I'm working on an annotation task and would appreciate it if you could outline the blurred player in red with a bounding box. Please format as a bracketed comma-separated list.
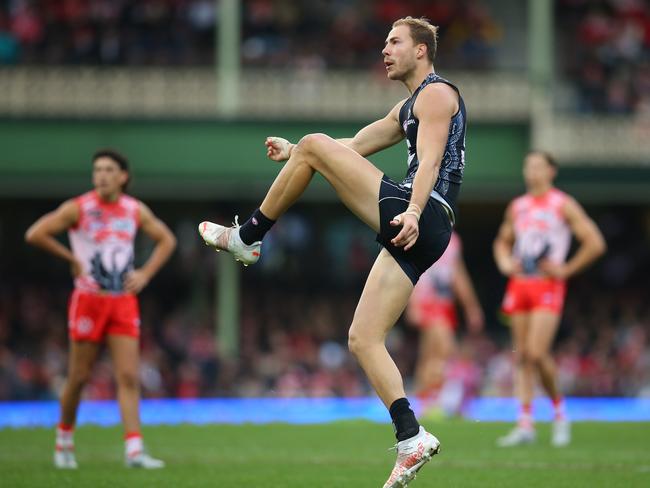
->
[26, 149, 176, 468]
[493, 151, 605, 447]
[407, 231, 484, 414]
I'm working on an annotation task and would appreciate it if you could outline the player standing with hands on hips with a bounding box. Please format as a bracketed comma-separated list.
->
[26, 149, 176, 468]
[493, 151, 606, 447]
[199, 17, 466, 487]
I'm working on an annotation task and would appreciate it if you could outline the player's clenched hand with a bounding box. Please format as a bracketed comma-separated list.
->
[265, 137, 294, 162]
[499, 257, 522, 277]
[390, 212, 420, 251]
[124, 269, 150, 294]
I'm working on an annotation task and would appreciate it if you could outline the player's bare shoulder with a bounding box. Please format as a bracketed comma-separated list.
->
[55, 198, 81, 227]
[414, 82, 458, 118]
[392, 97, 409, 113]
[137, 199, 155, 225]
[388, 97, 409, 123]
[560, 193, 582, 216]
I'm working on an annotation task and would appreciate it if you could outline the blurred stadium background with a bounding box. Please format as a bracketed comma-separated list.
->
[0, 0, 649, 485]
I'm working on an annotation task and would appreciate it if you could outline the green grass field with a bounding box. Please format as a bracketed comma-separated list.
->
[1, 421, 649, 487]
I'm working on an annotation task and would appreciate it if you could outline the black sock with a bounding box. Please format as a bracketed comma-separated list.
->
[239, 208, 276, 245]
[389, 398, 420, 441]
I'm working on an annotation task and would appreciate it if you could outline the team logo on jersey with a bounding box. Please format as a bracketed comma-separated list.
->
[403, 119, 416, 131]
[90, 251, 134, 292]
[531, 209, 554, 226]
[111, 218, 136, 233]
[76, 316, 94, 335]
[88, 221, 107, 233]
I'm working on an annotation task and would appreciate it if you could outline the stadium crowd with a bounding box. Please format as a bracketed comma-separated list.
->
[1, 207, 648, 406]
[2, 0, 647, 113]
[558, 0, 650, 114]
[1, 280, 648, 404]
[0, 0, 502, 69]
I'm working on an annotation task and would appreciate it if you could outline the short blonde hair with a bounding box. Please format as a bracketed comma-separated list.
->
[392, 17, 439, 63]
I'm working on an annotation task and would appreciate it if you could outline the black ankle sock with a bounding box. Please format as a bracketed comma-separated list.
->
[239, 208, 276, 245]
[389, 398, 420, 441]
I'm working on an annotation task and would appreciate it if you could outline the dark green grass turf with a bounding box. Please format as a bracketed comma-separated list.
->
[1, 421, 649, 487]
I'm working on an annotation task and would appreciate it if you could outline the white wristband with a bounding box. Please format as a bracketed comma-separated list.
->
[404, 210, 421, 221]
[406, 203, 422, 221]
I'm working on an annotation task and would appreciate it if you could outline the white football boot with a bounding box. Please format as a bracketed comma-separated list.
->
[198, 216, 261, 266]
[496, 426, 536, 447]
[125, 451, 165, 469]
[551, 418, 571, 447]
[383, 427, 441, 488]
[54, 448, 78, 469]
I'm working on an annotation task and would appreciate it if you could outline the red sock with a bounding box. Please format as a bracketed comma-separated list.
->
[417, 382, 442, 402]
[125, 432, 143, 458]
[58, 422, 74, 432]
[56, 423, 74, 450]
[517, 403, 534, 430]
[552, 397, 566, 421]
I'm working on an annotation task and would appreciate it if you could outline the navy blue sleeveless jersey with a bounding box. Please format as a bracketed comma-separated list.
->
[398, 73, 466, 212]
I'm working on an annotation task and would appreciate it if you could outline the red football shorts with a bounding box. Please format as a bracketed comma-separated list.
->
[67, 289, 140, 342]
[501, 277, 566, 315]
[409, 298, 457, 330]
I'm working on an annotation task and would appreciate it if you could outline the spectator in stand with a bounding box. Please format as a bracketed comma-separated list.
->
[560, 0, 650, 114]
[1, 0, 504, 70]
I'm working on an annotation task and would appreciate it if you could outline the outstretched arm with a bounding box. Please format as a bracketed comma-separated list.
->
[124, 202, 177, 294]
[539, 197, 606, 279]
[337, 99, 406, 156]
[25, 200, 82, 277]
[265, 99, 406, 162]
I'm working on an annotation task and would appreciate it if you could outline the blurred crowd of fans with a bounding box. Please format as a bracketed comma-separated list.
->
[4, 1, 649, 114]
[558, 0, 650, 114]
[0, 0, 217, 65]
[0, 0, 502, 69]
[1, 207, 649, 409]
[1, 280, 648, 407]
[239, 0, 502, 71]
